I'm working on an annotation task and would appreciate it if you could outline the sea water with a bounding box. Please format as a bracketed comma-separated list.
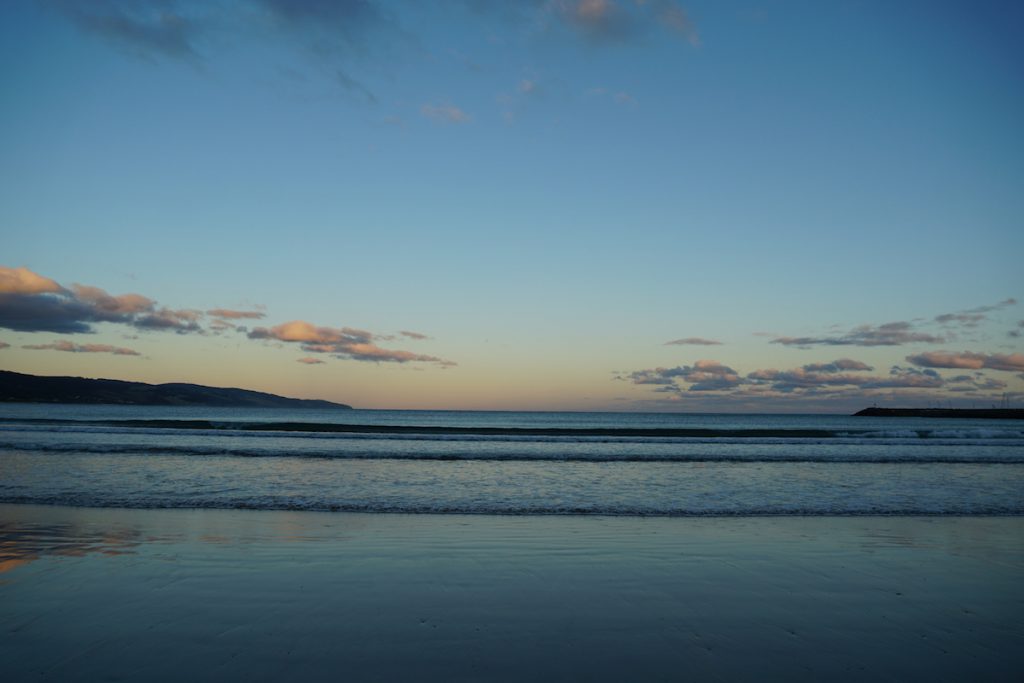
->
[1, 404, 1022, 515]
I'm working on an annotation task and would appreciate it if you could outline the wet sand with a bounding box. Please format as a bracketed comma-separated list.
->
[1, 504, 1022, 681]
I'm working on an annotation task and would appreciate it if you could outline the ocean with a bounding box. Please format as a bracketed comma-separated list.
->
[1, 404, 1022, 515]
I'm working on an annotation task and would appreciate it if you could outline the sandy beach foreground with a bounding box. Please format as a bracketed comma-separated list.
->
[1, 505, 1021, 682]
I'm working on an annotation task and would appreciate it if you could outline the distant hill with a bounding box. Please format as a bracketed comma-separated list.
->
[854, 407, 1023, 420]
[0, 370, 352, 409]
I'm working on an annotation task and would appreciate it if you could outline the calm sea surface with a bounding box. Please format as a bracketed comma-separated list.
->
[1, 404, 1022, 515]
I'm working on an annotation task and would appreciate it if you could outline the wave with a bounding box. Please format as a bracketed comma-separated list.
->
[2, 417, 1022, 440]
[2, 494, 1021, 516]
[2, 440, 1023, 463]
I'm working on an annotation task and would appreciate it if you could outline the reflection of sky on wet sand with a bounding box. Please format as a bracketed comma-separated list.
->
[0, 519, 159, 573]
[0, 504, 192, 576]
[0, 505, 367, 577]
[1, 504, 1022, 682]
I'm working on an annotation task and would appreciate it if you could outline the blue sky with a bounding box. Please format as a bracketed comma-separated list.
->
[1, 0, 1022, 411]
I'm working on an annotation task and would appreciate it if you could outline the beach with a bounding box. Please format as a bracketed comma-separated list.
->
[2, 504, 1021, 682]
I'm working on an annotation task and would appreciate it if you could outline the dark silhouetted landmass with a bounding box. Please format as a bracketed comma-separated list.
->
[0, 370, 352, 409]
[854, 407, 1024, 420]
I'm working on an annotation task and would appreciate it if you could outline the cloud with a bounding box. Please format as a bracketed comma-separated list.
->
[622, 356, 977, 401]
[259, 0, 383, 30]
[554, 0, 698, 45]
[613, 91, 636, 106]
[22, 340, 140, 356]
[626, 360, 742, 392]
[248, 320, 455, 366]
[248, 320, 372, 344]
[46, 0, 202, 62]
[772, 321, 945, 348]
[257, 0, 394, 103]
[297, 357, 326, 365]
[134, 308, 203, 332]
[0, 266, 64, 295]
[0, 341, 9, 350]
[946, 374, 1008, 391]
[664, 337, 722, 346]
[2, 267, 459, 370]
[72, 284, 155, 316]
[906, 351, 1024, 373]
[559, 0, 636, 43]
[650, 0, 699, 45]
[934, 298, 1017, 327]
[0, 293, 96, 333]
[746, 366, 886, 393]
[208, 308, 266, 320]
[860, 367, 944, 390]
[0, 266, 203, 335]
[747, 365, 945, 393]
[48, 0, 391, 101]
[421, 103, 471, 124]
[801, 359, 873, 372]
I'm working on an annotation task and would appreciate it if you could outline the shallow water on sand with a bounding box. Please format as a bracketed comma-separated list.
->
[1, 505, 1022, 682]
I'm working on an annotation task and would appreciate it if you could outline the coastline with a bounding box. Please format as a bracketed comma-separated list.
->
[854, 407, 1024, 420]
[2, 504, 1022, 681]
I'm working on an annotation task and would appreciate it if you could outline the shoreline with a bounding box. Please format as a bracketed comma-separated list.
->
[2, 504, 1022, 681]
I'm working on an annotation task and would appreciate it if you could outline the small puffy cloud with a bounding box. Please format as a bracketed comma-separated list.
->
[249, 320, 455, 366]
[665, 337, 722, 346]
[421, 103, 471, 124]
[906, 351, 1024, 373]
[22, 340, 140, 356]
[399, 330, 429, 340]
[249, 320, 373, 345]
[772, 321, 944, 348]
[0, 341, 9, 349]
[297, 357, 325, 365]
[207, 308, 266, 320]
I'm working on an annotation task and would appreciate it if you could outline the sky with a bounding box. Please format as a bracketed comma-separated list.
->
[1, 0, 1022, 412]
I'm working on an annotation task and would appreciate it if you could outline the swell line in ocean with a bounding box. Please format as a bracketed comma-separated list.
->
[2, 440, 1023, 464]
[2, 417, 1023, 441]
